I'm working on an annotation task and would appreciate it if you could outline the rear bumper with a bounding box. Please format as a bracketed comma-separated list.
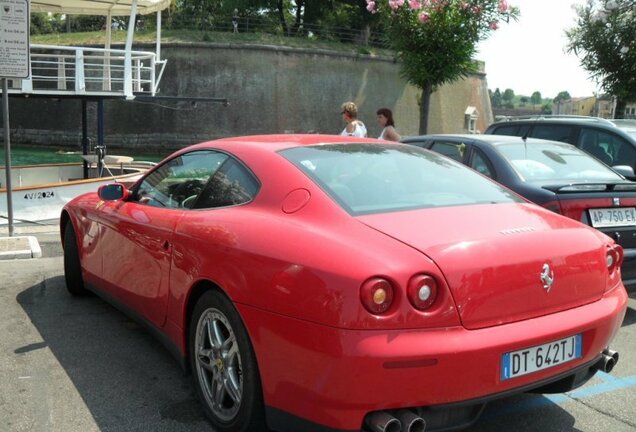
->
[237, 284, 627, 432]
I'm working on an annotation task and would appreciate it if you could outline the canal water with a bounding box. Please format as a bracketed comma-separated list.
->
[0, 145, 166, 165]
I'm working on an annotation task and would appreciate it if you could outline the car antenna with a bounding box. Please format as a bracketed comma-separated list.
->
[521, 115, 540, 157]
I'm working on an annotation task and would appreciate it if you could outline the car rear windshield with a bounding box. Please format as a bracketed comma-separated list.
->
[496, 143, 623, 182]
[280, 143, 521, 215]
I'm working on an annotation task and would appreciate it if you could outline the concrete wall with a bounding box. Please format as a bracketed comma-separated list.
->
[428, 62, 493, 135]
[5, 42, 492, 152]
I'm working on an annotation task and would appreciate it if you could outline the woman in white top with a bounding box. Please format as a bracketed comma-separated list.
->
[376, 107, 401, 141]
[340, 101, 367, 137]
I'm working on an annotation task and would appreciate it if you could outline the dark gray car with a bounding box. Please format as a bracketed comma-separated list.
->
[402, 134, 636, 290]
[485, 116, 636, 176]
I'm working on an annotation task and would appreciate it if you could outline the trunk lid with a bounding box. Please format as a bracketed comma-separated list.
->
[358, 203, 608, 330]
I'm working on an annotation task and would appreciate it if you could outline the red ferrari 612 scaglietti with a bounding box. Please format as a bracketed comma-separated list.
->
[61, 135, 627, 432]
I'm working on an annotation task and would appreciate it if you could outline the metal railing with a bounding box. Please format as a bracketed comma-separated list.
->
[8, 44, 166, 98]
[164, 13, 389, 48]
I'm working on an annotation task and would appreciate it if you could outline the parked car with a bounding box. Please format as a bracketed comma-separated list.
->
[485, 116, 636, 175]
[402, 134, 636, 289]
[61, 135, 627, 432]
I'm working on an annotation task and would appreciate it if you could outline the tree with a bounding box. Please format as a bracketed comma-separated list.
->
[502, 88, 515, 104]
[553, 91, 571, 104]
[567, 0, 636, 117]
[491, 87, 503, 107]
[519, 96, 528, 106]
[173, 0, 222, 30]
[530, 91, 542, 109]
[366, 0, 518, 133]
[541, 103, 552, 114]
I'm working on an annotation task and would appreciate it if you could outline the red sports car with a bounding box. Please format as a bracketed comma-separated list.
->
[61, 135, 627, 432]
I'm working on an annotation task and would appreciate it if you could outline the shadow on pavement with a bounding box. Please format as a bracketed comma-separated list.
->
[471, 393, 583, 432]
[622, 305, 636, 327]
[16, 275, 210, 432]
[14, 276, 615, 432]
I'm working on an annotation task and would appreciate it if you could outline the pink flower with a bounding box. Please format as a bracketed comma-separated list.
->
[498, 0, 509, 13]
[489, 20, 499, 30]
[366, 1, 376, 12]
[389, 0, 405, 10]
[418, 12, 430, 23]
[409, 0, 422, 10]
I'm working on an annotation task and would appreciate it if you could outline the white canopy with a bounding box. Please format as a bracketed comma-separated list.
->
[31, 0, 171, 16]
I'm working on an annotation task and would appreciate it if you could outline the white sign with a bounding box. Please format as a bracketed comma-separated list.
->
[0, 0, 29, 78]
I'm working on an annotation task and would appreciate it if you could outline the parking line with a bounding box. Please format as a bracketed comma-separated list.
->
[482, 374, 636, 419]
[565, 374, 636, 399]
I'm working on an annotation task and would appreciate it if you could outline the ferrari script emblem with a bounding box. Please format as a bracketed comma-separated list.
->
[540, 264, 554, 292]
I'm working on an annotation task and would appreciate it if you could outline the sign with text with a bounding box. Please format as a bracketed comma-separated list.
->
[0, 0, 29, 78]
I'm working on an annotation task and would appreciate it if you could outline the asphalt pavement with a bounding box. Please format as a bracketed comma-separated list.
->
[0, 226, 635, 432]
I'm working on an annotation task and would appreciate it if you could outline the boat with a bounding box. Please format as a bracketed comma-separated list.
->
[1, 0, 168, 226]
[0, 156, 153, 224]
[2, 0, 224, 227]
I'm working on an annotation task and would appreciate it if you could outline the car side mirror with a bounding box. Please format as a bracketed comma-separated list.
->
[611, 165, 635, 178]
[98, 183, 130, 201]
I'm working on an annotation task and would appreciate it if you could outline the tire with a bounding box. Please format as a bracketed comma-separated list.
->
[63, 221, 88, 296]
[189, 290, 267, 432]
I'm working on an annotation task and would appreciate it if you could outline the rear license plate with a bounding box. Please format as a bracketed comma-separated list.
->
[501, 334, 582, 380]
[590, 207, 636, 227]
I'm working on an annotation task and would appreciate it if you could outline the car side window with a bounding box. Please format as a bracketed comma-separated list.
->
[134, 150, 228, 209]
[577, 128, 617, 165]
[469, 149, 495, 179]
[491, 125, 519, 135]
[430, 141, 466, 162]
[530, 125, 576, 144]
[578, 128, 635, 168]
[193, 157, 260, 209]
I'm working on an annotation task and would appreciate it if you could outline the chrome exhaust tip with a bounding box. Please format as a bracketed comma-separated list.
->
[396, 409, 426, 432]
[365, 411, 402, 432]
[598, 349, 619, 373]
[605, 348, 619, 364]
[596, 349, 618, 374]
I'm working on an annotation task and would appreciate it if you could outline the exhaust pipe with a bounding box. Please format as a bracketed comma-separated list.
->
[396, 409, 426, 432]
[596, 348, 619, 373]
[365, 412, 401, 432]
[605, 349, 619, 364]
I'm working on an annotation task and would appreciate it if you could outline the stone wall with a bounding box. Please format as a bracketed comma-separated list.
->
[5, 42, 492, 152]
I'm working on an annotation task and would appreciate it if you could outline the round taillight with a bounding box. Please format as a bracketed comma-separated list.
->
[607, 245, 624, 274]
[360, 277, 394, 314]
[614, 245, 624, 268]
[407, 274, 438, 310]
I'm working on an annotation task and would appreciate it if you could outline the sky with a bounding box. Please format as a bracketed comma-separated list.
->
[476, 0, 601, 99]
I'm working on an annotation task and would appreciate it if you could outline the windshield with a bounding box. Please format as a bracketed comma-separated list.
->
[280, 144, 521, 215]
[497, 143, 623, 182]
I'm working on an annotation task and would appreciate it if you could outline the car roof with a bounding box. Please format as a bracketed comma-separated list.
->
[490, 115, 616, 126]
[612, 119, 636, 132]
[402, 134, 572, 148]
[488, 116, 636, 133]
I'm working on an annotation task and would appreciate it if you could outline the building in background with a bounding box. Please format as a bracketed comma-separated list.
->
[553, 96, 596, 116]
[593, 96, 616, 119]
